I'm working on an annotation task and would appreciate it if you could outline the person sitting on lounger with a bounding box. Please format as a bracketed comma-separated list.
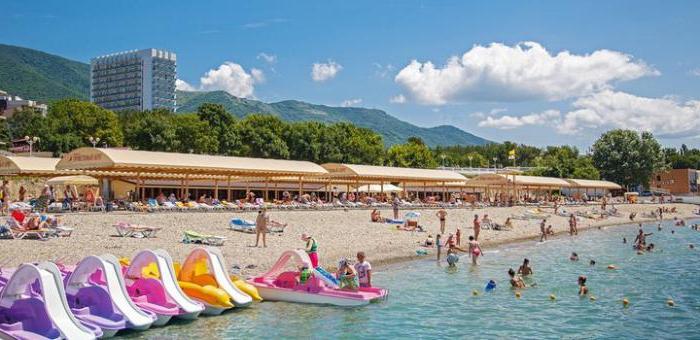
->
[399, 219, 423, 231]
[23, 213, 47, 231]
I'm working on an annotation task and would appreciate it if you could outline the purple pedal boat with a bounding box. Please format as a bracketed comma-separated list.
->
[61, 254, 156, 337]
[0, 262, 97, 340]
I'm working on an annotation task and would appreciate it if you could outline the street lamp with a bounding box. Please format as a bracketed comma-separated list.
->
[88, 136, 101, 148]
[468, 155, 473, 169]
[440, 154, 447, 167]
[24, 136, 39, 157]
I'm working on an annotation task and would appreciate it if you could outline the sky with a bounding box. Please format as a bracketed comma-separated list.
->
[4, 0, 700, 149]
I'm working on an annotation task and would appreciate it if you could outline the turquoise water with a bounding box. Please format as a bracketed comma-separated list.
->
[124, 219, 700, 339]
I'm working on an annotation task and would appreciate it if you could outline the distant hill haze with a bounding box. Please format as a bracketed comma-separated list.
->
[0, 43, 489, 147]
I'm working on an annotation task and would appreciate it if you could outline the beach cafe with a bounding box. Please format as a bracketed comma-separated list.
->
[0, 147, 622, 203]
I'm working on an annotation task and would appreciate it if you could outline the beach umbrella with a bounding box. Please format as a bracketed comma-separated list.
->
[46, 175, 99, 186]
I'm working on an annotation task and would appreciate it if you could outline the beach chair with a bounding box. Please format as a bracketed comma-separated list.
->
[113, 222, 162, 238]
[182, 230, 226, 246]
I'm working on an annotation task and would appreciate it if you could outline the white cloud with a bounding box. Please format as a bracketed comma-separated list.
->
[175, 79, 196, 91]
[373, 63, 395, 78]
[478, 110, 561, 130]
[690, 68, 700, 76]
[340, 98, 362, 107]
[390, 94, 406, 104]
[556, 90, 700, 137]
[257, 53, 277, 64]
[470, 108, 506, 119]
[395, 41, 658, 105]
[197, 62, 264, 98]
[311, 60, 343, 82]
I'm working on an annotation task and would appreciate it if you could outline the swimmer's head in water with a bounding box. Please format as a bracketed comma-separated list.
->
[590, 260, 596, 266]
[508, 268, 515, 277]
[523, 258, 529, 265]
[578, 275, 587, 285]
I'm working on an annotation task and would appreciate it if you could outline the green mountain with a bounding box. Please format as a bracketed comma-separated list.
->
[0, 44, 90, 102]
[0, 43, 489, 146]
[177, 90, 490, 146]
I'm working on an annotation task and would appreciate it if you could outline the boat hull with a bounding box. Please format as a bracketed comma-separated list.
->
[255, 286, 379, 307]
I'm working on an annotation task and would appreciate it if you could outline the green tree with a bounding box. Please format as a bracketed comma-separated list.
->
[386, 137, 437, 168]
[324, 122, 384, 165]
[7, 107, 49, 142]
[236, 114, 290, 159]
[171, 113, 219, 154]
[0, 119, 11, 149]
[196, 103, 242, 155]
[591, 129, 665, 189]
[284, 121, 326, 163]
[44, 99, 123, 154]
[571, 157, 600, 180]
[120, 109, 178, 151]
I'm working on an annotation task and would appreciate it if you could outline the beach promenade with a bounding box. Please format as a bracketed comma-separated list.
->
[0, 203, 696, 275]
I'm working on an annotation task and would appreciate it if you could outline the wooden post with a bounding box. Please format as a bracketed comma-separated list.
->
[227, 175, 232, 202]
[264, 178, 269, 202]
[298, 176, 303, 198]
[214, 179, 219, 200]
[274, 181, 278, 200]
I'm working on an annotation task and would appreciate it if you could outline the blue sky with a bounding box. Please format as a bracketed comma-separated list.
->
[4, 0, 700, 149]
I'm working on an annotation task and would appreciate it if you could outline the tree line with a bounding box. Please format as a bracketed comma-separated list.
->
[1, 99, 692, 189]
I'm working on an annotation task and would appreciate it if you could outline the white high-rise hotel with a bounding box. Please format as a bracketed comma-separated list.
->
[90, 48, 176, 112]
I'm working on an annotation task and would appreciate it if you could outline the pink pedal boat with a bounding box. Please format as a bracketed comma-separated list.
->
[249, 250, 388, 307]
[122, 249, 204, 326]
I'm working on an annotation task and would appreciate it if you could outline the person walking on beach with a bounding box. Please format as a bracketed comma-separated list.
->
[392, 195, 400, 219]
[473, 214, 481, 241]
[436, 208, 447, 234]
[540, 219, 548, 242]
[302, 233, 319, 268]
[254, 208, 269, 247]
[569, 214, 578, 236]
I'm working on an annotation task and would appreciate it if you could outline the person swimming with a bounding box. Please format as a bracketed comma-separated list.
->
[578, 275, 588, 296]
[508, 268, 526, 289]
[589, 260, 596, 266]
[570, 252, 579, 261]
[518, 258, 533, 276]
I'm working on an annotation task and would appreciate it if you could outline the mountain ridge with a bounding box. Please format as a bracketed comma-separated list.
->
[0, 43, 490, 147]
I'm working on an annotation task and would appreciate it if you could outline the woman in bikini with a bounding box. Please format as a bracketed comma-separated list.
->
[467, 235, 483, 265]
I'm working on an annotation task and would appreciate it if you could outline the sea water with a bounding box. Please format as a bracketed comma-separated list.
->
[123, 219, 700, 339]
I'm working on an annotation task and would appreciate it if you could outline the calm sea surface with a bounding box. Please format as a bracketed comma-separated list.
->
[123, 219, 700, 339]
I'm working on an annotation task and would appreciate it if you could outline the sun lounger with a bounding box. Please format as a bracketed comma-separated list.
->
[113, 222, 161, 238]
[182, 230, 226, 246]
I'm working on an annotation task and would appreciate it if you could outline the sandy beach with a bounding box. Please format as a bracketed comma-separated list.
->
[0, 203, 697, 276]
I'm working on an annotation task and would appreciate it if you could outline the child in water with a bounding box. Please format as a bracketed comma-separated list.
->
[570, 252, 579, 261]
[578, 276, 588, 295]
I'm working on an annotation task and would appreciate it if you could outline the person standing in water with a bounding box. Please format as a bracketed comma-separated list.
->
[436, 208, 447, 234]
[473, 214, 481, 241]
[302, 233, 319, 268]
[468, 236, 482, 265]
[578, 276, 589, 295]
[455, 228, 462, 246]
[254, 208, 269, 247]
[436, 234, 442, 261]
[518, 258, 533, 276]
[508, 268, 526, 289]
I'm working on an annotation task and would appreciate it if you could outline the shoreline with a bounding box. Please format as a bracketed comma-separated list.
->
[369, 212, 700, 272]
[0, 203, 697, 277]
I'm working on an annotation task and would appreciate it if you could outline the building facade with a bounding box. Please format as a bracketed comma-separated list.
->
[0, 90, 48, 118]
[650, 168, 699, 195]
[90, 49, 176, 112]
